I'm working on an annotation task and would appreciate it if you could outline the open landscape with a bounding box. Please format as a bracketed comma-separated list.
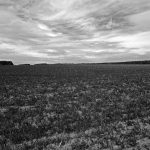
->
[1, 0, 150, 149]
[1, 64, 150, 150]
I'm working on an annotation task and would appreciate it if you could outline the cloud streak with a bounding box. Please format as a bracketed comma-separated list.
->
[0, 0, 150, 64]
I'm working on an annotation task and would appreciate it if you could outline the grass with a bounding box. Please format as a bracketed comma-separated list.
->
[0, 64, 150, 149]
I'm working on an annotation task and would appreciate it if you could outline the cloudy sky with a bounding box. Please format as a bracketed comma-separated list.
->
[0, 0, 150, 64]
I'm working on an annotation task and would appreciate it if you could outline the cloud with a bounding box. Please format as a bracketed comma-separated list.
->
[107, 31, 150, 55]
[128, 10, 150, 32]
[0, 43, 50, 58]
[0, 0, 150, 64]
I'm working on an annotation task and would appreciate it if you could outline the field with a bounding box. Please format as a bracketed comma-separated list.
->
[0, 64, 150, 150]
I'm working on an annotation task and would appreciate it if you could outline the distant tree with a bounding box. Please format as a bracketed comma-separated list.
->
[0, 61, 14, 65]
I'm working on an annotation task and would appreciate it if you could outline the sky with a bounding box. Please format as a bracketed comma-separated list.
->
[0, 0, 150, 64]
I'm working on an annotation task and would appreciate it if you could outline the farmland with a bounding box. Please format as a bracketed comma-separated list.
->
[0, 64, 150, 150]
